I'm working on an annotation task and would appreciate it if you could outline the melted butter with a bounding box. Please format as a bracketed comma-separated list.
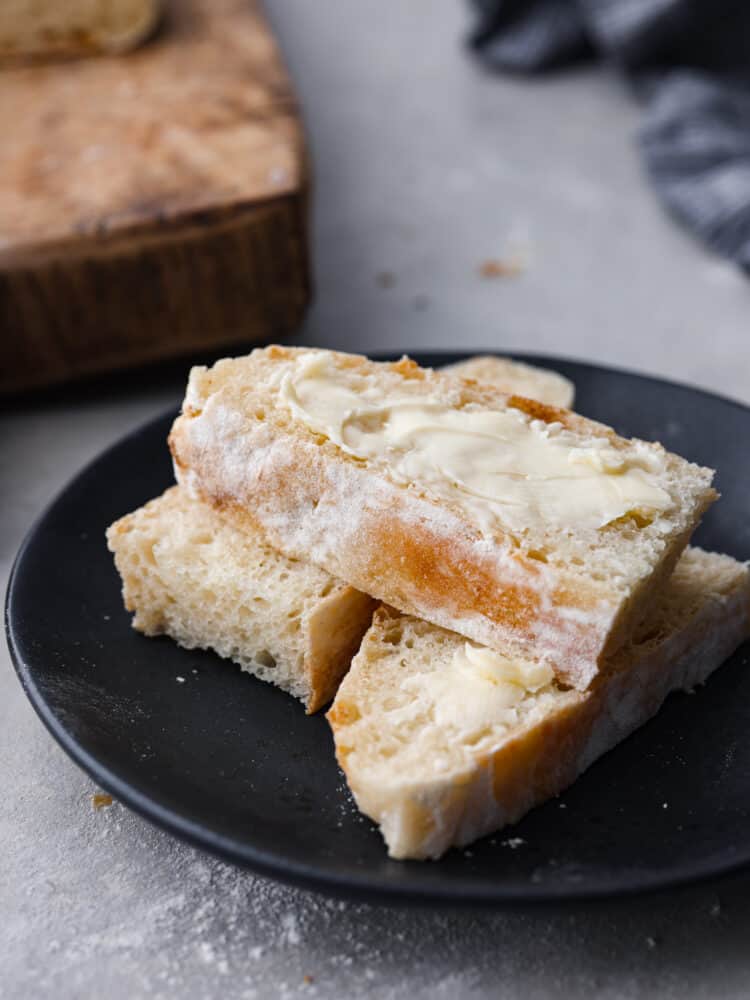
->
[279, 351, 672, 532]
[403, 643, 555, 736]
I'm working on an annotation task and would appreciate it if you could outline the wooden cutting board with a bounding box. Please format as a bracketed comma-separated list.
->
[0, 0, 310, 394]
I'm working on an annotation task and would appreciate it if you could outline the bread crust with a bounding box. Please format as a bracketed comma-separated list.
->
[442, 355, 575, 409]
[329, 552, 750, 859]
[106, 486, 376, 713]
[0, 0, 161, 62]
[170, 346, 716, 689]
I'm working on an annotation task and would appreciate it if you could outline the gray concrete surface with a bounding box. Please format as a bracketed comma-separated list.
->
[3, 2, 750, 998]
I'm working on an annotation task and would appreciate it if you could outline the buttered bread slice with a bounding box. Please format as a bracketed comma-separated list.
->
[106, 486, 376, 713]
[329, 548, 750, 859]
[443, 355, 574, 409]
[169, 346, 716, 690]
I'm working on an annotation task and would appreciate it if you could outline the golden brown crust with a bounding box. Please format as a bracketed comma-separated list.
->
[506, 394, 568, 424]
[487, 697, 594, 817]
[305, 587, 377, 712]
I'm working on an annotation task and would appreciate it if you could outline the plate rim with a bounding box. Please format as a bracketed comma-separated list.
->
[6, 349, 750, 906]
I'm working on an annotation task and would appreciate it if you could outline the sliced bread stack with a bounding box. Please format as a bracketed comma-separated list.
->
[108, 348, 750, 859]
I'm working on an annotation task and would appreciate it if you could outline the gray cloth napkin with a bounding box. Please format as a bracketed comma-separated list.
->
[470, 0, 750, 270]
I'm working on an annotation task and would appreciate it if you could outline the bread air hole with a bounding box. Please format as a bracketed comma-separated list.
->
[381, 696, 403, 712]
[141, 542, 157, 567]
[255, 650, 276, 669]
[526, 549, 548, 563]
[382, 627, 404, 646]
[190, 533, 213, 545]
[628, 511, 654, 529]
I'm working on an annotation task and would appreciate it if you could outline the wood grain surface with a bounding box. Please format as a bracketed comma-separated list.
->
[0, 0, 310, 393]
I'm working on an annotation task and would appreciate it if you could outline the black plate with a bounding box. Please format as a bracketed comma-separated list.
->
[7, 352, 750, 905]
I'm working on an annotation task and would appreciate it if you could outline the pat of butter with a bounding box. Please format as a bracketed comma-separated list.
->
[460, 642, 555, 690]
[279, 352, 672, 533]
[403, 643, 554, 737]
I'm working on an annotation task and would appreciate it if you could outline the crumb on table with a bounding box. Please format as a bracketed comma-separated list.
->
[376, 271, 397, 288]
[92, 793, 113, 810]
[479, 258, 523, 278]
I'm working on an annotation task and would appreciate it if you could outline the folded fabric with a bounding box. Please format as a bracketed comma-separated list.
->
[469, 0, 750, 270]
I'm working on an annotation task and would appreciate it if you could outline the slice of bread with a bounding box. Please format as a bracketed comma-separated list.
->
[0, 0, 160, 61]
[328, 548, 750, 859]
[170, 345, 717, 689]
[443, 356, 574, 409]
[106, 486, 377, 713]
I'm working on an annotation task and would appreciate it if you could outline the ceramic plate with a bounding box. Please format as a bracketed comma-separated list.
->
[7, 353, 750, 904]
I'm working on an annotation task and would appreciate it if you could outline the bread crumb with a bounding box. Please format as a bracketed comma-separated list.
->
[176, 676, 186, 683]
[646, 936, 658, 949]
[281, 912, 300, 945]
[479, 258, 522, 279]
[91, 793, 113, 810]
[501, 837, 525, 849]
[376, 271, 396, 288]
[303, 974, 314, 985]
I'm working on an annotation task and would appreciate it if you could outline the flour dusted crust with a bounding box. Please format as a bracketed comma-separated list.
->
[106, 486, 376, 713]
[442, 355, 575, 409]
[169, 346, 717, 689]
[328, 548, 750, 859]
[0, 0, 160, 61]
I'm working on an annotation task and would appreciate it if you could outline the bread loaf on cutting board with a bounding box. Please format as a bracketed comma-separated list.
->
[0, 0, 160, 61]
[0, 0, 310, 394]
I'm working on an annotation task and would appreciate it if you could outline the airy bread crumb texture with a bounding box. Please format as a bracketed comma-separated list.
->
[329, 547, 750, 859]
[106, 486, 376, 712]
